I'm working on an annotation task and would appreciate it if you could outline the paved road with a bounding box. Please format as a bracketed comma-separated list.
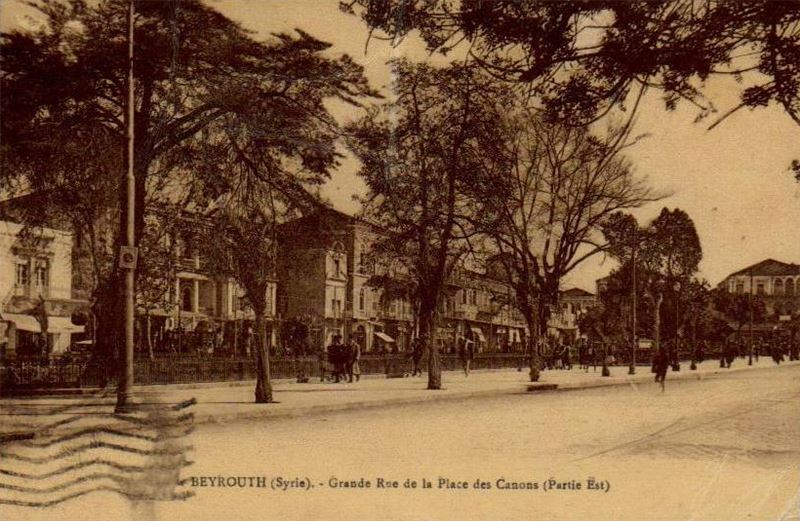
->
[5, 364, 800, 521]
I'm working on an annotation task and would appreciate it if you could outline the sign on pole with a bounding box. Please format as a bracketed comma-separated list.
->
[119, 245, 138, 270]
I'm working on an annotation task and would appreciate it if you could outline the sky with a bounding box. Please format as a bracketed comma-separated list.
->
[3, 0, 800, 292]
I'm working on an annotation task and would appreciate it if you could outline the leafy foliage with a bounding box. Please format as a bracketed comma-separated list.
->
[346, 0, 800, 127]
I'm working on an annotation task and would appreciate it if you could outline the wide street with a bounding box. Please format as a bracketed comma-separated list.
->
[6, 362, 799, 521]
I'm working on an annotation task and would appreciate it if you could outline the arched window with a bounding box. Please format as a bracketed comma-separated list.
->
[787, 279, 795, 296]
[775, 278, 784, 295]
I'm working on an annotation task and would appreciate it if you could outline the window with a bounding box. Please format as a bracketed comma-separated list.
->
[359, 245, 367, 272]
[469, 290, 476, 306]
[756, 283, 765, 295]
[775, 278, 784, 295]
[333, 258, 341, 278]
[15, 262, 29, 287]
[787, 279, 795, 296]
[461, 290, 467, 305]
[34, 259, 48, 287]
[359, 288, 366, 311]
[735, 282, 744, 294]
[331, 298, 341, 315]
[182, 287, 192, 311]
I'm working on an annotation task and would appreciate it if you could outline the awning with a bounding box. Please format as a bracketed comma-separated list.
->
[1, 313, 42, 332]
[470, 327, 486, 343]
[47, 316, 85, 334]
[374, 332, 395, 343]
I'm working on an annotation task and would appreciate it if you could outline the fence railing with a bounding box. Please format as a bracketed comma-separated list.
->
[0, 353, 531, 392]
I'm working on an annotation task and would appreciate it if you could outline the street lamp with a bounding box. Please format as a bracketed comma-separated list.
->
[116, 0, 136, 413]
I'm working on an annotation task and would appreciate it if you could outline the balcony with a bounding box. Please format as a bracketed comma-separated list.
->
[177, 257, 201, 272]
[12, 285, 58, 299]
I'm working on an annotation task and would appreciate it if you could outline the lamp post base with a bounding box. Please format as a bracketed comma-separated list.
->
[114, 394, 136, 414]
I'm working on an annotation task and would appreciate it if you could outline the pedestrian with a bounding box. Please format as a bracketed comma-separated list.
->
[459, 335, 474, 377]
[348, 340, 361, 383]
[326, 335, 343, 383]
[561, 344, 572, 370]
[410, 338, 423, 377]
[332, 336, 348, 383]
[652, 348, 668, 392]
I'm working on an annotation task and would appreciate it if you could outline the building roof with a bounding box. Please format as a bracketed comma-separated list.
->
[560, 287, 595, 298]
[727, 259, 800, 278]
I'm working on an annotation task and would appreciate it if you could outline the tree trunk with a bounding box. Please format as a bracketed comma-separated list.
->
[146, 311, 153, 361]
[420, 303, 441, 390]
[253, 311, 273, 403]
[653, 292, 664, 359]
[526, 314, 540, 382]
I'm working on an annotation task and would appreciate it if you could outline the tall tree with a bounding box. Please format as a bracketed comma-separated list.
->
[712, 287, 767, 341]
[605, 208, 703, 362]
[345, 0, 800, 127]
[1, 0, 375, 355]
[201, 205, 280, 403]
[346, 60, 507, 389]
[471, 110, 655, 381]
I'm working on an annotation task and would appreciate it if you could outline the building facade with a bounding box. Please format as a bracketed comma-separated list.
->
[278, 209, 528, 354]
[718, 259, 800, 319]
[0, 221, 85, 357]
[548, 287, 597, 343]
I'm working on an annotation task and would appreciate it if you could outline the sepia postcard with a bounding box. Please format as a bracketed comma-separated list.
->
[1, 1, 799, 520]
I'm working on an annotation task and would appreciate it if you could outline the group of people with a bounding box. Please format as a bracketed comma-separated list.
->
[320, 335, 361, 383]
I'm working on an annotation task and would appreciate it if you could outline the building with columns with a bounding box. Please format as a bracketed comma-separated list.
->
[718, 259, 800, 318]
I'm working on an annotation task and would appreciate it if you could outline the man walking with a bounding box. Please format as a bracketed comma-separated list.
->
[410, 338, 424, 377]
[460, 335, 475, 377]
[653, 348, 669, 392]
[348, 340, 361, 383]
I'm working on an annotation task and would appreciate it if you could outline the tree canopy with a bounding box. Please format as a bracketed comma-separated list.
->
[345, 0, 800, 127]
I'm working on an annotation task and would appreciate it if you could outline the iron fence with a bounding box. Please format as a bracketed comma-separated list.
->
[0, 353, 531, 392]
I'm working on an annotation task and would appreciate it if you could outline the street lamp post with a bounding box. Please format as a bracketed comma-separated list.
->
[115, 0, 136, 414]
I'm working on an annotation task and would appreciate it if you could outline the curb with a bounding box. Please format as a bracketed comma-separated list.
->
[190, 361, 800, 425]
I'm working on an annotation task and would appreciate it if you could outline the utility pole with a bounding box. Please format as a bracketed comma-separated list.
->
[116, 0, 136, 413]
[629, 226, 637, 375]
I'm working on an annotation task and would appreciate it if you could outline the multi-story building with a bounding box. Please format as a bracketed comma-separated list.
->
[548, 288, 597, 343]
[150, 224, 278, 351]
[718, 259, 800, 319]
[0, 221, 85, 357]
[277, 208, 407, 352]
[278, 209, 528, 353]
[0, 194, 275, 354]
[438, 268, 527, 353]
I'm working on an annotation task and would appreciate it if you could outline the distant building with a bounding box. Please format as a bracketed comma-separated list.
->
[718, 259, 800, 318]
[278, 208, 528, 353]
[548, 288, 597, 343]
[0, 221, 85, 357]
